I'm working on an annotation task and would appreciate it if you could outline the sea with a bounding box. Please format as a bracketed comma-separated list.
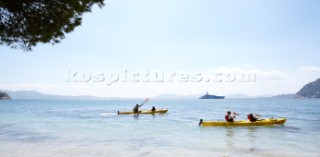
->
[0, 98, 319, 157]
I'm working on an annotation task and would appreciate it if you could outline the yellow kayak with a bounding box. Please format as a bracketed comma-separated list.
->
[118, 109, 168, 114]
[199, 118, 287, 127]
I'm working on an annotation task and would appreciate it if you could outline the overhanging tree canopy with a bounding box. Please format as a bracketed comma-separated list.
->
[0, 0, 104, 51]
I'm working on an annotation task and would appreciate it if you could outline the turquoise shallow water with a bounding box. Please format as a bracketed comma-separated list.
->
[0, 99, 319, 157]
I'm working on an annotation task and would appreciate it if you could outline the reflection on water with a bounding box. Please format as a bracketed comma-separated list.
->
[247, 126, 258, 142]
[225, 127, 235, 138]
[221, 126, 297, 155]
[246, 126, 258, 153]
[133, 114, 139, 119]
[225, 127, 235, 149]
[132, 113, 168, 120]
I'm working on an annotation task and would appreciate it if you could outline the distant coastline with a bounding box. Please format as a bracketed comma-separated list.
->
[2, 90, 146, 100]
[2, 78, 319, 100]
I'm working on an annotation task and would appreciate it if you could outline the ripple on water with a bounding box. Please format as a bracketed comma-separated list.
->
[0, 124, 56, 143]
[0, 99, 319, 157]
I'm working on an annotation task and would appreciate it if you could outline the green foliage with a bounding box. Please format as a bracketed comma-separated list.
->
[0, 0, 104, 51]
[296, 78, 320, 98]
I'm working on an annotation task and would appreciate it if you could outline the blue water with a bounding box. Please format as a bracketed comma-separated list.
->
[0, 99, 319, 157]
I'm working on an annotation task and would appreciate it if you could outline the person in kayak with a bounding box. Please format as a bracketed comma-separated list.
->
[133, 104, 143, 113]
[151, 106, 156, 112]
[225, 111, 239, 122]
[247, 113, 260, 122]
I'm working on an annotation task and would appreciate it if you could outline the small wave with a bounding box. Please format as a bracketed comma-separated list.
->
[100, 112, 117, 117]
[0, 128, 56, 143]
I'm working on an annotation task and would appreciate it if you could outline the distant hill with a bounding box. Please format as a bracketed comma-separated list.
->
[4, 90, 101, 100]
[0, 91, 11, 100]
[272, 94, 295, 99]
[296, 78, 320, 98]
[153, 93, 201, 99]
[225, 93, 253, 99]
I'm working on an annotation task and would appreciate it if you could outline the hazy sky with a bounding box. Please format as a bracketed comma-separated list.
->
[1, 0, 320, 97]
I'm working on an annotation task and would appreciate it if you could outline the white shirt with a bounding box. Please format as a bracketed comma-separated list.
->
[228, 114, 236, 120]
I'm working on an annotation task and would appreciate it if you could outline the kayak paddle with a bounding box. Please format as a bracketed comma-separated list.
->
[140, 98, 149, 107]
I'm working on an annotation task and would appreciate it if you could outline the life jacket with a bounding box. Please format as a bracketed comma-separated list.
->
[225, 115, 233, 122]
[133, 107, 139, 113]
[151, 107, 156, 111]
[247, 113, 256, 122]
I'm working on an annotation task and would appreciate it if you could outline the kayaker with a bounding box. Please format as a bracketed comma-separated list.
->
[247, 113, 260, 122]
[225, 111, 239, 122]
[133, 104, 143, 113]
[151, 106, 156, 112]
